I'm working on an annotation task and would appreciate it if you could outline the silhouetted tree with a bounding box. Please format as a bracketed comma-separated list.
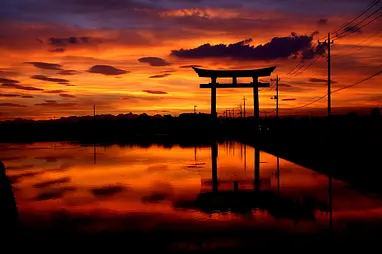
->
[371, 107, 380, 118]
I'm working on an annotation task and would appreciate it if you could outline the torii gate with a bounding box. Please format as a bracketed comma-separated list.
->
[192, 66, 276, 119]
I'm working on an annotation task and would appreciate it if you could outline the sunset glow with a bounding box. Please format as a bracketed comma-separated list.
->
[0, 0, 381, 119]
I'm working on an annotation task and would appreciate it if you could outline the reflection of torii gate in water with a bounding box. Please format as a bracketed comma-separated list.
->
[183, 144, 318, 221]
[192, 66, 276, 119]
[210, 142, 261, 192]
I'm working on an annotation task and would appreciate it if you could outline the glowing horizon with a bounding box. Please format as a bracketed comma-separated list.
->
[0, 0, 381, 120]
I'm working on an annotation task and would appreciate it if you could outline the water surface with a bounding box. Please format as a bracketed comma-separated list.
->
[2, 141, 382, 250]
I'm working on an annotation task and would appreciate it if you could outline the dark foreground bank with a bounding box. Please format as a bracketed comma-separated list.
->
[233, 115, 382, 194]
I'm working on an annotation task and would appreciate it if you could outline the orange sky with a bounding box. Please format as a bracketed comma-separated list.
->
[0, 0, 381, 120]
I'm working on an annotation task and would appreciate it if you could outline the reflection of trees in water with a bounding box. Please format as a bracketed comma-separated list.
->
[0, 161, 19, 233]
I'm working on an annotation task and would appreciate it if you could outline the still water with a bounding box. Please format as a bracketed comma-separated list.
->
[2, 141, 382, 250]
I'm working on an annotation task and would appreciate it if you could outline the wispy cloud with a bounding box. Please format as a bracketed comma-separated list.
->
[32, 75, 70, 84]
[0, 103, 27, 107]
[143, 90, 168, 95]
[88, 65, 128, 75]
[138, 57, 172, 67]
[2, 83, 43, 91]
[60, 93, 76, 98]
[149, 73, 171, 78]
[25, 62, 62, 70]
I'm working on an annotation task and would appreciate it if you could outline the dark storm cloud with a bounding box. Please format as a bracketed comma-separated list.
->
[0, 78, 19, 84]
[22, 95, 34, 98]
[88, 65, 128, 75]
[281, 98, 297, 101]
[31, 75, 70, 83]
[57, 70, 78, 75]
[143, 90, 168, 94]
[49, 48, 66, 53]
[60, 94, 76, 98]
[149, 73, 171, 78]
[44, 90, 66, 94]
[318, 18, 328, 25]
[138, 57, 172, 67]
[309, 78, 337, 83]
[2, 83, 44, 91]
[49, 37, 93, 47]
[0, 103, 27, 107]
[0, 93, 20, 97]
[25, 62, 62, 70]
[171, 34, 313, 60]
[45, 100, 56, 103]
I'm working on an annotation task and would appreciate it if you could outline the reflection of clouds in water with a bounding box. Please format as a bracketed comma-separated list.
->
[0, 145, 52, 151]
[5, 164, 34, 170]
[34, 154, 76, 162]
[0, 156, 26, 161]
[147, 164, 169, 172]
[33, 177, 71, 188]
[183, 162, 206, 169]
[141, 192, 169, 203]
[141, 181, 174, 203]
[34, 186, 76, 201]
[8, 171, 42, 184]
[46, 163, 73, 172]
[90, 184, 128, 198]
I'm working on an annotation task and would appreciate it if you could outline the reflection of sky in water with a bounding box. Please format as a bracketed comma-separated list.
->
[2, 141, 382, 236]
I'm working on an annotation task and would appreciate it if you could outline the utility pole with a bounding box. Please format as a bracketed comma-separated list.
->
[243, 97, 247, 118]
[327, 33, 333, 118]
[93, 105, 96, 121]
[194, 105, 197, 114]
[232, 108, 235, 119]
[239, 104, 243, 118]
[271, 75, 280, 118]
[319, 33, 334, 118]
[276, 75, 279, 119]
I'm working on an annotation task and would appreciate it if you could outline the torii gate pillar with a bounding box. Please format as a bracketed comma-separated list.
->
[211, 77, 217, 118]
[253, 77, 260, 119]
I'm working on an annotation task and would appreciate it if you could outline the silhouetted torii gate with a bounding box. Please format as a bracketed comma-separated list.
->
[192, 66, 276, 119]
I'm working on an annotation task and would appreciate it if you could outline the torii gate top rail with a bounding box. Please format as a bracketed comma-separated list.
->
[192, 66, 276, 78]
[192, 66, 276, 119]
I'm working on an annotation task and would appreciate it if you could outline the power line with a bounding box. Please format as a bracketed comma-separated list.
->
[334, 7, 382, 39]
[282, 1, 381, 80]
[331, 69, 382, 94]
[283, 42, 328, 80]
[289, 56, 320, 78]
[331, 0, 381, 36]
[281, 94, 328, 110]
[332, 29, 382, 59]
[281, 69, 382, 110]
